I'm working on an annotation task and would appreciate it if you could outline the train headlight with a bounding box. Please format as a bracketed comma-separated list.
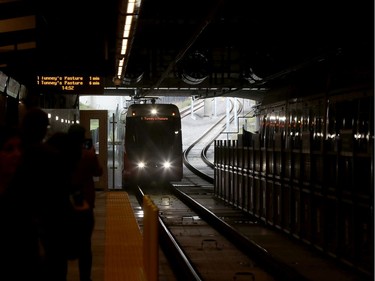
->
[137, 162, 146, 169]
[163, 161, 171, 169]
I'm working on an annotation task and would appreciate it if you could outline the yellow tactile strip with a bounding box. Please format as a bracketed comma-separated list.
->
[104, 192, 145, 281]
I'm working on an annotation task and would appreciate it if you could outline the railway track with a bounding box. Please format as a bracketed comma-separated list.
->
[183, 97, 242, 181]
[129, 99, 300, 281]
[134, 182, 298, 281]
[126, 98, 369, 281]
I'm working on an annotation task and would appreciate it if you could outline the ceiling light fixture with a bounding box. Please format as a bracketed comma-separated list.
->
[116, 0, 142, 84]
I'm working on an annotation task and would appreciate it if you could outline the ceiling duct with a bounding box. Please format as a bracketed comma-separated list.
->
[242, 67, 263, 84]
[122, 57, 145, 85]
[123, 71, 144, 85]
[180, 52, 209, 85]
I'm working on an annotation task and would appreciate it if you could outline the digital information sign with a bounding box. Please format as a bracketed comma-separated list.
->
[36, 75, 104, 94]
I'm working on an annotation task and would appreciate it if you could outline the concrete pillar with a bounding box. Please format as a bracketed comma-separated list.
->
[226, 97, 230, 131]
[213, 97, 217, 117]
[190, 96, 196, 120]
[204, 98, 212, 117]
[234, 97, 238, 130]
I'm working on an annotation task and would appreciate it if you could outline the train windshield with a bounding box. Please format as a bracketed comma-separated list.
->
[126, 116, 181, 157]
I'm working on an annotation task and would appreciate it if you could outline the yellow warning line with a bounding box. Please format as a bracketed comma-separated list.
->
[104, 192, 145, 281]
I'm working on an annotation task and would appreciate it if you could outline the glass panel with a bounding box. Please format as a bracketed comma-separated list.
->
[90, 118, 99, 154]
[108, 113, 124, 189]
[89, 119, 100, 183]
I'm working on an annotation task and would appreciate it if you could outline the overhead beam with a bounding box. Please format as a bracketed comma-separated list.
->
[142, 0, 224, 97]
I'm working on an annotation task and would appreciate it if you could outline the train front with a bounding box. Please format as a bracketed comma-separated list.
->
[123, 103, 183, 184]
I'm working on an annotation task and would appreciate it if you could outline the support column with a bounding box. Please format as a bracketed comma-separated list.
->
[226, 97, 231, 132]
[204, 98, 212, 117]
[190, 96, 196, 120]
[234, 97, 238, 131]
[213, 97, 217, 117]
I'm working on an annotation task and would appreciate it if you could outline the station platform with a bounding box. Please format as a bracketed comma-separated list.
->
[66, 191, 164, 281]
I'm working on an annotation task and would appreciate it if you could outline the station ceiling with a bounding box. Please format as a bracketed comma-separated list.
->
[1, 0, 373, 102]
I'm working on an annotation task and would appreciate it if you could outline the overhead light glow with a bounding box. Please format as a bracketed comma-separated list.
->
[117, 66, 123, 77]
[116, 0, 142, 81]
[123, 28, 130, 38]
[127, 2, 135, 13]
[121, 40, 127, 55]
[125, 15, 132, 26]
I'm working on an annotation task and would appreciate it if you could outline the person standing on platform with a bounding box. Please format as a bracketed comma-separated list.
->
[0, 125, 43, 280]
[17, 107, 71, 281]
[68, 124, 103, 281]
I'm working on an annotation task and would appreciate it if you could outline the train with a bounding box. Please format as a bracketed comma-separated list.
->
[123, 102, 183, 184]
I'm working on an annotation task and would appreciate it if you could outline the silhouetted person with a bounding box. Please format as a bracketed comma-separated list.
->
[0, 126, 23, 195]
[68, 124, 103, 281]
[0, 125, 42, 280]
[17, 108, 71, 281]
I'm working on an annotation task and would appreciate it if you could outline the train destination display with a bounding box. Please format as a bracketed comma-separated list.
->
[36, 75, 104, 94]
